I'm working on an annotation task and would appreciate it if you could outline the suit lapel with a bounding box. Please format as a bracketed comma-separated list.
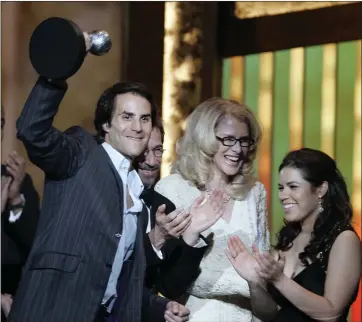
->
[97, 145, 125, 231]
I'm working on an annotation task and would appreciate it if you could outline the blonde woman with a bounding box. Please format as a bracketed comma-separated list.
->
[155, 98, 271, 321]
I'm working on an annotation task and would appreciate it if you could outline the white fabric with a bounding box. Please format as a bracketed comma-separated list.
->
[155, 174, 270, 322]
[8, 194, 25, 223]
[101, 142, 143, 311]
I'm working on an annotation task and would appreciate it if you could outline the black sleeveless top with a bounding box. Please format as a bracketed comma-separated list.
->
[268, 224, 359, 322]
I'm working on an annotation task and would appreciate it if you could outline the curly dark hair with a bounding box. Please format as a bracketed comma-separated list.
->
[94, 82, 159, 143]
[275, 148, 353, 266]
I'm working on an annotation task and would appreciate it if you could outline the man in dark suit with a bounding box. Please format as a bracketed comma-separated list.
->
[8, 77, 189, 322]
[134, 120, 211, 300]
[1, 112, 41, 319]
[1, 153, 40, 319]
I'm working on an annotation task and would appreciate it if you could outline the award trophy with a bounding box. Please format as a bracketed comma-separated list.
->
[29, 17, 112, 80]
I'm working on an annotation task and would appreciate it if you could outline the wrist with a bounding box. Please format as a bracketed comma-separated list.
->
[8, 195, 22, 206]
[182, 231, 199, 246]
[272, 273, 286, 288]
[248, 276, 265, 287]
[148, 227, 166, 250]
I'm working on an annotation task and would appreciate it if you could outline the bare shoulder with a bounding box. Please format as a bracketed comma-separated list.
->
[331, 229, 360, 250]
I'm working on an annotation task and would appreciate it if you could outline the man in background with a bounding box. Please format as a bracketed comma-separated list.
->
[135, 120, 209, 300]
[1, 111, 40, 319]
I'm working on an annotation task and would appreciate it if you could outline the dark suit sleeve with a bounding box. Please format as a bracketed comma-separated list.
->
[3, 173, 40, 255]
[16, 77, 90, 179]
[142, 286, 169, 322]
[144, 234, 163, 267]
[156, 237, 207, 299]
[145, 191, 209, 300]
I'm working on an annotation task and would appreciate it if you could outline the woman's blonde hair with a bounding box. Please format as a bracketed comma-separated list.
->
[171, 97, 262, 200]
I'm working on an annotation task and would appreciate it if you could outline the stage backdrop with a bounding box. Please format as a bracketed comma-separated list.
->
[222, 40, 361, 322]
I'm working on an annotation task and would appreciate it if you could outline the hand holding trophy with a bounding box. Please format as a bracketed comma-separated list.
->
[29, 17, 112, 80]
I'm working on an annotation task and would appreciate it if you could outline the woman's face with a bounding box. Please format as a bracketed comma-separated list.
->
[278, 166, 322, 222]
[213, 116, 251, 178]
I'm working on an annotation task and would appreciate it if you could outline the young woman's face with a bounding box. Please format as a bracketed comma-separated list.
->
[278, 166, 321, 222]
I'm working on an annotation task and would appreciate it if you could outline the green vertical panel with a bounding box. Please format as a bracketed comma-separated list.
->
[222, 58, 231, 98]
[244, 54, 260, 175]
[304, 46, 323, 149]
[335, 41, 357, 196]
[244, 54, 260, 114]
[271, 50, 291, 244]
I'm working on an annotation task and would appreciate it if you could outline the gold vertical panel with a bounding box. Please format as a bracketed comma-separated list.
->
[289, 47, 305, 149]
[258, 52, 274, 206]
[321, 44, 337, 158]
[353, 41, 361, 238]
[230, 56, 244, 103]
[161, 2, 177, 178]
[161, 2, 203, 178]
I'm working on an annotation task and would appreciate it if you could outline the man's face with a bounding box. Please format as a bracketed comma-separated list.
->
[103, 93, 153, 160]
[136, 128, 163, 188]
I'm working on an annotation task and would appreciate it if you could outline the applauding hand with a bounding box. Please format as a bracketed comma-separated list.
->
[1, 175, 12, 213]
[5, 151, 26, 205]
[182, 190, 228, 246]
[254, 247, 285, 284]
[149, 205, 191, 249]
[226, 236, 260, 282]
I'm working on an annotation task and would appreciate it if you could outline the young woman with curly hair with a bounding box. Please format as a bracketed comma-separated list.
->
[228, 148, 360, 322]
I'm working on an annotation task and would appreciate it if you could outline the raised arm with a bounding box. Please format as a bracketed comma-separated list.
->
[17, 77, 89, 179]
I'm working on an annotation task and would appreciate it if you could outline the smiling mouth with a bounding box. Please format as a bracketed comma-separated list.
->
[283, 204, 297, 210]
[127, 136, 143, 141]
[140, 169, 157, 176]
[224, 155, 241, 164]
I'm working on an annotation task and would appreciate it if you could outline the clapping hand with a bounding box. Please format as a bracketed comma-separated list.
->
[226, 236, 260, 282]
[165, 301, 190, 322]
[254, 246, 285, 284]
[182, 190, 228, 246]
[148, 205, 192, 249]
[4, 151, 26, 204]
[1, 175, 12, 213]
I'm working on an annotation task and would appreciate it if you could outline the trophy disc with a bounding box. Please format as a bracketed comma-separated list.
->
[29, 17, 86, 80]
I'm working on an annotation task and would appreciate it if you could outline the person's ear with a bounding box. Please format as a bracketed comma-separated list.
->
[317, 181, 328, 198]
[102, 123, 110, 133]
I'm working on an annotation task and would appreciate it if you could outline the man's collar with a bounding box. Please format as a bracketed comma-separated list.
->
[102, 142, 131, 173]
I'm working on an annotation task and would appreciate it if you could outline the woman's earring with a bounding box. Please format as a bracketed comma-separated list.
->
[318, 196, 324, 213]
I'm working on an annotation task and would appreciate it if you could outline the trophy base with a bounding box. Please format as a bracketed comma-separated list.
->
[29, 17, 86, 80]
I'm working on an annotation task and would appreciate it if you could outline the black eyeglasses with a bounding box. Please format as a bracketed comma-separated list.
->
[216, 136, 254, 148]
[144, 147, 165, 158]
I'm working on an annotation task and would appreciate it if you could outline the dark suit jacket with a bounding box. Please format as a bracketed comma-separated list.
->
[142, 188, 209, 300]
[8, 77, 168, 322]
[1, 173, 40, 294]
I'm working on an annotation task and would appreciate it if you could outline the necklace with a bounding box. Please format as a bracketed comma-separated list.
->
[206, 190, 231, 203]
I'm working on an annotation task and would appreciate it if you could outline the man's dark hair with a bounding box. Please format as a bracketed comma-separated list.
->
[94, 82, 159, 142]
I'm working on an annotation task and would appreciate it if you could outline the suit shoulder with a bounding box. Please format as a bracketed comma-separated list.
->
[64, 126, 96, 145]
